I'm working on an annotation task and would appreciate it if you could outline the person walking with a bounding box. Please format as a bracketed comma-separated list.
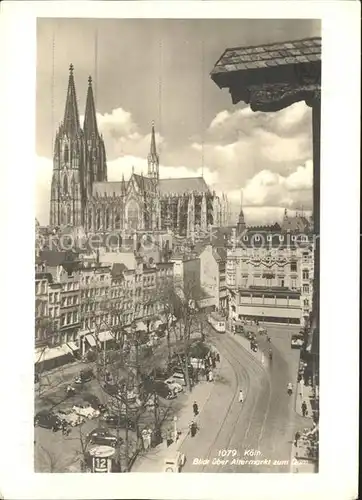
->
[166, 427, 173, 447]
[301, 400, 308, 417]
[238, 389, 244, 403]
[294, 430, 301, 447]
[216, 352, 220, 363]
[189, 420, 198, 438]
[193, 401, 199, 417]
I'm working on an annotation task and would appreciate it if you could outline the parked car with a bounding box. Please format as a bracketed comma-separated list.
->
[291, 333, 304, 349]
[100, 413, 137, 431]
[164, 378, 183, 393]
[170, 372, 187, 386]
[34, 410, 62, 430]
[74, 369, 94, 384]
[163, 451, 186, 472]
[151, 381, 176, 400]
[82, 394, 107, 413]
[55, 409, 85, 427]
[88, 428, 120, 448]
[72, 404, 100, 419]
[250, 340, 258, 352]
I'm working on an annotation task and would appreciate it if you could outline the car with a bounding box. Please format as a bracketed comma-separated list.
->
[151, 381, 176, 400]
[88, 428, 120, 448]
[74, 369, 94, 384]
[170, 372, 187, 386]
[291, 334, 304, 349]
[100, 413, 137, 431]
[258, 327, 267, 335]
[164, 378, 183, 393]
[34, 411, 62, 430]
[72, 404, 100, 419]
[163, 451, 186, 472]
[250, 341, 258, 352]
[55, 409, 85, 427]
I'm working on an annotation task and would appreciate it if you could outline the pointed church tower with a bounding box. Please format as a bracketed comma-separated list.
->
[83, 76, 107, 199]
[147, 121, 159, 182]
[50, 64, 84, 228]
[236, 192, 246, 236]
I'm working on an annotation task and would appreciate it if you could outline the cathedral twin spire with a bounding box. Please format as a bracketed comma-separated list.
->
[61, 64, 99, 139]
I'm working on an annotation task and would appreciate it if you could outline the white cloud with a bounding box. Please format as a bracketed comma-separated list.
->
[242, 160, 313, 209]
[36, 103, 313, 227]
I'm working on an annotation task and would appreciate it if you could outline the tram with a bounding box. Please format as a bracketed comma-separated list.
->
[208, 312, 226, 333]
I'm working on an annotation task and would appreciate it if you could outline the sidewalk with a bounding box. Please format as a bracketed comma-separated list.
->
[295, 381, 314, 418]
[291, 430, 317, 473]
[130, 361, 224, 472]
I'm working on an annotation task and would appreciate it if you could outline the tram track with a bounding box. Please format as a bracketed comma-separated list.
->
[198, 330, 272, 473]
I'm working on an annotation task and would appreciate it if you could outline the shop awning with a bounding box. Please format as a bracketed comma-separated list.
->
[97, 331, 114, 342]
[66, 341, 79, 352]
[134, 321, 147, 332]
[34, 345, 72, 364]
[85, 334, 96, 347]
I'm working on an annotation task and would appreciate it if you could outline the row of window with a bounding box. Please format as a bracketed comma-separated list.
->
[60, 311, 79, 327]
[62, 296, 79, 307]
[35, 281, 48, 295]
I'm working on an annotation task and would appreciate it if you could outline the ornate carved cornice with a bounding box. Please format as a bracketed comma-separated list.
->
[230, 82, 321, 112]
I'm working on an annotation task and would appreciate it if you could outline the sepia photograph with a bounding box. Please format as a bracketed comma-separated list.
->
[0, 1, 359, 499]
[34, 17, 321, 474]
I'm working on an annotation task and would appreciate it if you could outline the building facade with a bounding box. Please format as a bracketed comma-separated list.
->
[198, 245, 228, 312]
[227, 224, 314, 326]
[49, 65, 229, 235]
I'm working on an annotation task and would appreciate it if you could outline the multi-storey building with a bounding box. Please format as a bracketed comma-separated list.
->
[35, 273, 51, 347]
[198, 245, 228, 312]
[79, 262, 113, 354]
[227, 224, 314, 326]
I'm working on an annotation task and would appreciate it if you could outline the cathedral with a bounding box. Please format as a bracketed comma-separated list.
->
[49, 65, 229, 236]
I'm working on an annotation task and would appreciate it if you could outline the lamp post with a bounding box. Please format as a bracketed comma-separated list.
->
[173, 416, 178, 442]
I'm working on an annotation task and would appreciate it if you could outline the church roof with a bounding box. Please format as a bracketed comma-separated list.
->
[133, 174, 155, 192]
[93, 182, 127, 196]
[159, 177, 209, 196]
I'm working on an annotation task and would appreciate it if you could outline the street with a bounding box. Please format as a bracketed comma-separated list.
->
[181, 323, 301, 473]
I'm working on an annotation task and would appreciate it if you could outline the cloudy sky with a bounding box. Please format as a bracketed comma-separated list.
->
[36, 18, 320, 225]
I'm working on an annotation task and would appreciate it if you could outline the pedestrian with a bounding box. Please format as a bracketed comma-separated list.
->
[294, 431, 301, 447]
[189, 420, 198, 438]
[301, 400, 308, 417]
[62, 421, 68, 436]
[193, 401, 199, 417]
[238, 390, 244, 403]
[216, 353, 220, 363]
[166, 428, 173, 447]
[208, 370, 214, 382]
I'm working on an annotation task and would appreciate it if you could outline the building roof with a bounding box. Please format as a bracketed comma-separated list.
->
[133, 174, 155, 192]
[35, 272, 54, 283]
[211, 37, 321, 76]
[92, 181, 126, 197]
[111, 263, 128, 278]
[159, 177, 210, 196]
[213, 247, 227, 262]
[39, 251, 69, 267]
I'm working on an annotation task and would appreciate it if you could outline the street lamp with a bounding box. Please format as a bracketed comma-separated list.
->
[173, 416, 178, 442]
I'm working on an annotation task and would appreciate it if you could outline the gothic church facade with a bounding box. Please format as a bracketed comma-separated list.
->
[49, 65, 229, 236]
